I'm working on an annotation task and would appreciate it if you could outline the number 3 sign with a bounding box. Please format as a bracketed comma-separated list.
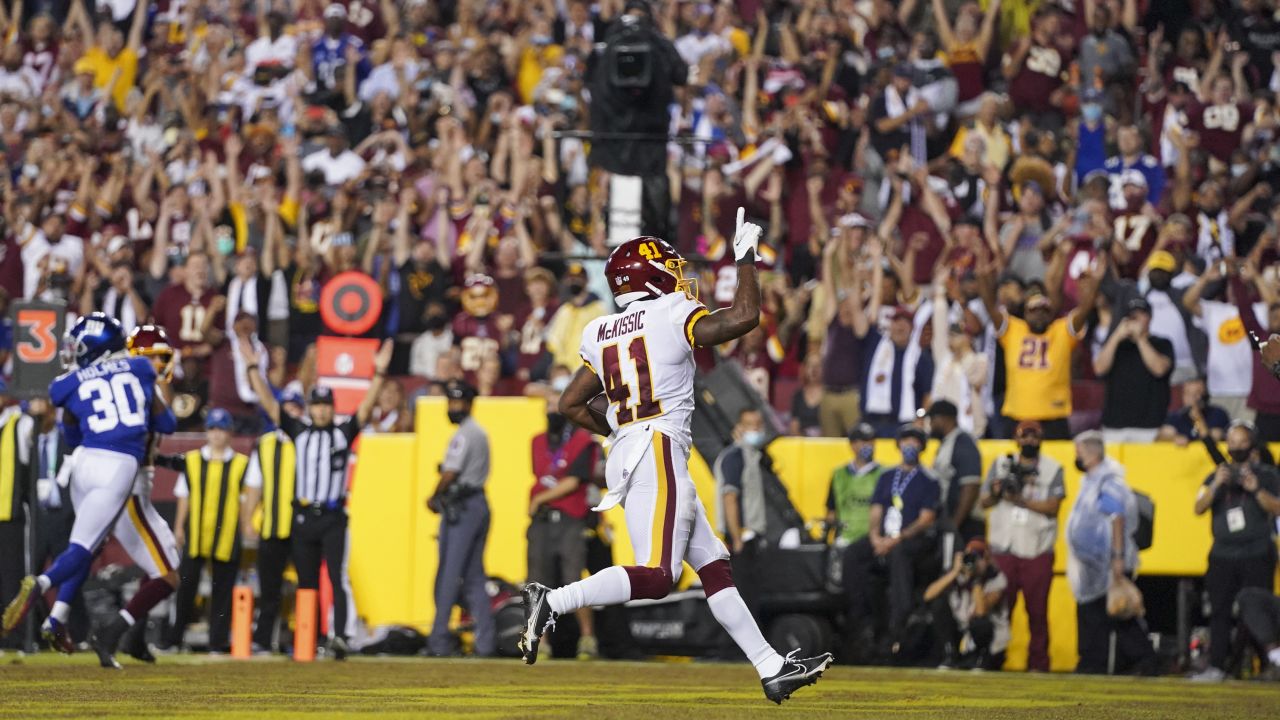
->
[11, 300, 66, 399]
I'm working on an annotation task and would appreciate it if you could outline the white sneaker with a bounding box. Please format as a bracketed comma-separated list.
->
[1189, 667, 1226, 682]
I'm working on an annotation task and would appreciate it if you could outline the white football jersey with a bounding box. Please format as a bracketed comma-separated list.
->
[579, 291, 708, 449]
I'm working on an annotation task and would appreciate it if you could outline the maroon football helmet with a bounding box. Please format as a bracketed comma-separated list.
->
[127, 324, 176, 382]
[604, 236, 696, 306]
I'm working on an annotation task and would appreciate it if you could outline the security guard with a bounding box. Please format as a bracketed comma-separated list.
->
[162, 409, 251, 652]
[242, 391, 301, 653]
[425, 380, 496, 656]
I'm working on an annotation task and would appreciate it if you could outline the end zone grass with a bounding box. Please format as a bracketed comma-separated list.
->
[0, 653, 1271, 719]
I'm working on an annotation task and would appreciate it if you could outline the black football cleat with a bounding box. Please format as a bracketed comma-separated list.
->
[126, 622, 155, 663]
[761, 649, 833, 704]
[91, 617, 128, 669]
[2, 576, 38, 636]
[518, 583, 557, 666]
[41, 618, 74, 655]
[329, 636, 349, 661]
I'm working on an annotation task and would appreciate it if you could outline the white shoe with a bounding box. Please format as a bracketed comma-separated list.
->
[1189, 667, 1226, 682]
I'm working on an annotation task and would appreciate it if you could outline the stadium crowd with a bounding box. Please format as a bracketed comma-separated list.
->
[0, 0, 1277, 679]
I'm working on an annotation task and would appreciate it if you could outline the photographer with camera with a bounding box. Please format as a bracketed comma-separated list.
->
[924, 539, 1010, 670]
[1190, 421, 1280, 681]
[978, 420, 1064, 672]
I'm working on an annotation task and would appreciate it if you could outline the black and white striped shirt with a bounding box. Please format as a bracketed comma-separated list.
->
[281, 415, 361, 506]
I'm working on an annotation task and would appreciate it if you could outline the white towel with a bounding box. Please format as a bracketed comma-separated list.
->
[229, 333, 270, 405]
[863, 335, 921, 422]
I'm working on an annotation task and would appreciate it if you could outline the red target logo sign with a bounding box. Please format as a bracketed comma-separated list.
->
[320, 272, 384, 336]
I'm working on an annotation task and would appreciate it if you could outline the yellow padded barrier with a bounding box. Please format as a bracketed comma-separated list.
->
[347, 398, 1272, 670]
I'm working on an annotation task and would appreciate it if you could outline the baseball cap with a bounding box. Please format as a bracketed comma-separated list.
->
[954, 214, 981, 228]
[1081, 168, 1111, 187]
[892, 62, 914, 78]
[205, 408, 233, 430]
[1120, 169, 1148, 189]
[839, 213, 873, 229]
[964, 538, 988, 555]
[107, 235, 130, 255]
[309, 386, 335, 405]
[926, 399, 958, 419]
[444, 379, 477, 401]
[890, 305, 914, 323]
[1014, 420, 1043, 438]
[848, 422, 876, 442]
[897, 423, 928, 445]
[1081, 87, 1105, 104]
[324, 3, 347, 19]
[1126, 296, 1152, 315]
[1146, 250, 1177, 273]
[281, 389, 305, 407]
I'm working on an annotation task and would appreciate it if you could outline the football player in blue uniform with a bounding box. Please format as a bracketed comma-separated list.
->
[1, 313, 177, 665]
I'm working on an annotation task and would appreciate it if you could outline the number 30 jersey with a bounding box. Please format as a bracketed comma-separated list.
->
[49, 356, 174, 461]
[579, 291, 708, 449]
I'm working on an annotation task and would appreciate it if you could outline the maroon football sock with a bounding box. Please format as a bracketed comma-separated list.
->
[123, 578, 175, 624]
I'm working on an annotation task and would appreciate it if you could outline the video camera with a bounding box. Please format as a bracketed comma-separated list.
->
[998, 454, 1038, 498]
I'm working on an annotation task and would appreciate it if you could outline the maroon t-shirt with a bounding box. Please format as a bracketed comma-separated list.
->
[451, 312, 501, 376]
[1061, 234, 1098, 309]
[19, 38, 58, 91]
[493, 271, 530, 320]
[1009, 42, 1067, 114]
[1186, 100, 1252, 163]
[154, 285, 222, 351]
[206, 341, 258, 420]
[0, 233, 23, 300]
[1114, 209, 1160, 279]
[516, 303, 556, 374]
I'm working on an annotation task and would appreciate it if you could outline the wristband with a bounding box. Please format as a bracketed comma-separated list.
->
[246, 364, 259, 372]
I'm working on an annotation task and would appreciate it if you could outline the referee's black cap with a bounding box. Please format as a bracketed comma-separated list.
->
[444, 380, 477, 401]
[308, 385, 335, 405]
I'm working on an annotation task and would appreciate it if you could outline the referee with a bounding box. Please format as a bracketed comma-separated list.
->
[240, 340, 393, 659]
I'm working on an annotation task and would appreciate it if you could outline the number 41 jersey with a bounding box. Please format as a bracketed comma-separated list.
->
[49, 356, 162, 461]
[579, 291, 708, 449]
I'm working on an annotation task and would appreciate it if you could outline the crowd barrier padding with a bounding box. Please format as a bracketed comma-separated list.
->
[345, 397, 1270, 670]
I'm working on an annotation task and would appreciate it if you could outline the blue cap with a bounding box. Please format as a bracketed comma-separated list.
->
[1082, 87, 1105, 104]
[205, 408, 233, 430]
[281, 389, 305, 407]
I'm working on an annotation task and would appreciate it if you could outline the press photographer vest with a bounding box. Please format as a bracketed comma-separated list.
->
[253, 432, 296, 541]
[184, 449, 249, 561]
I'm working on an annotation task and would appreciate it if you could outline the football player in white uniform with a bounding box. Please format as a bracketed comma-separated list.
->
[520, 210, 832, 704]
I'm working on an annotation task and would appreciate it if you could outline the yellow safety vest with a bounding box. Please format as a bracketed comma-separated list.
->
[184, 449, 249, 562]
[0, 414, 20, 522]
[253, 432, 296, 541]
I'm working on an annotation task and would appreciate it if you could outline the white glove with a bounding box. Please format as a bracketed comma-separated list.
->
[732, 206, 762, 263]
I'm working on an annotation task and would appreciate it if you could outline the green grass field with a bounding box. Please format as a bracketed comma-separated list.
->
[0, 653, 1274, 719]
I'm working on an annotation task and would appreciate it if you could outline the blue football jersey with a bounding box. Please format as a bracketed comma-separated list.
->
[49, 356, 175, 461]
